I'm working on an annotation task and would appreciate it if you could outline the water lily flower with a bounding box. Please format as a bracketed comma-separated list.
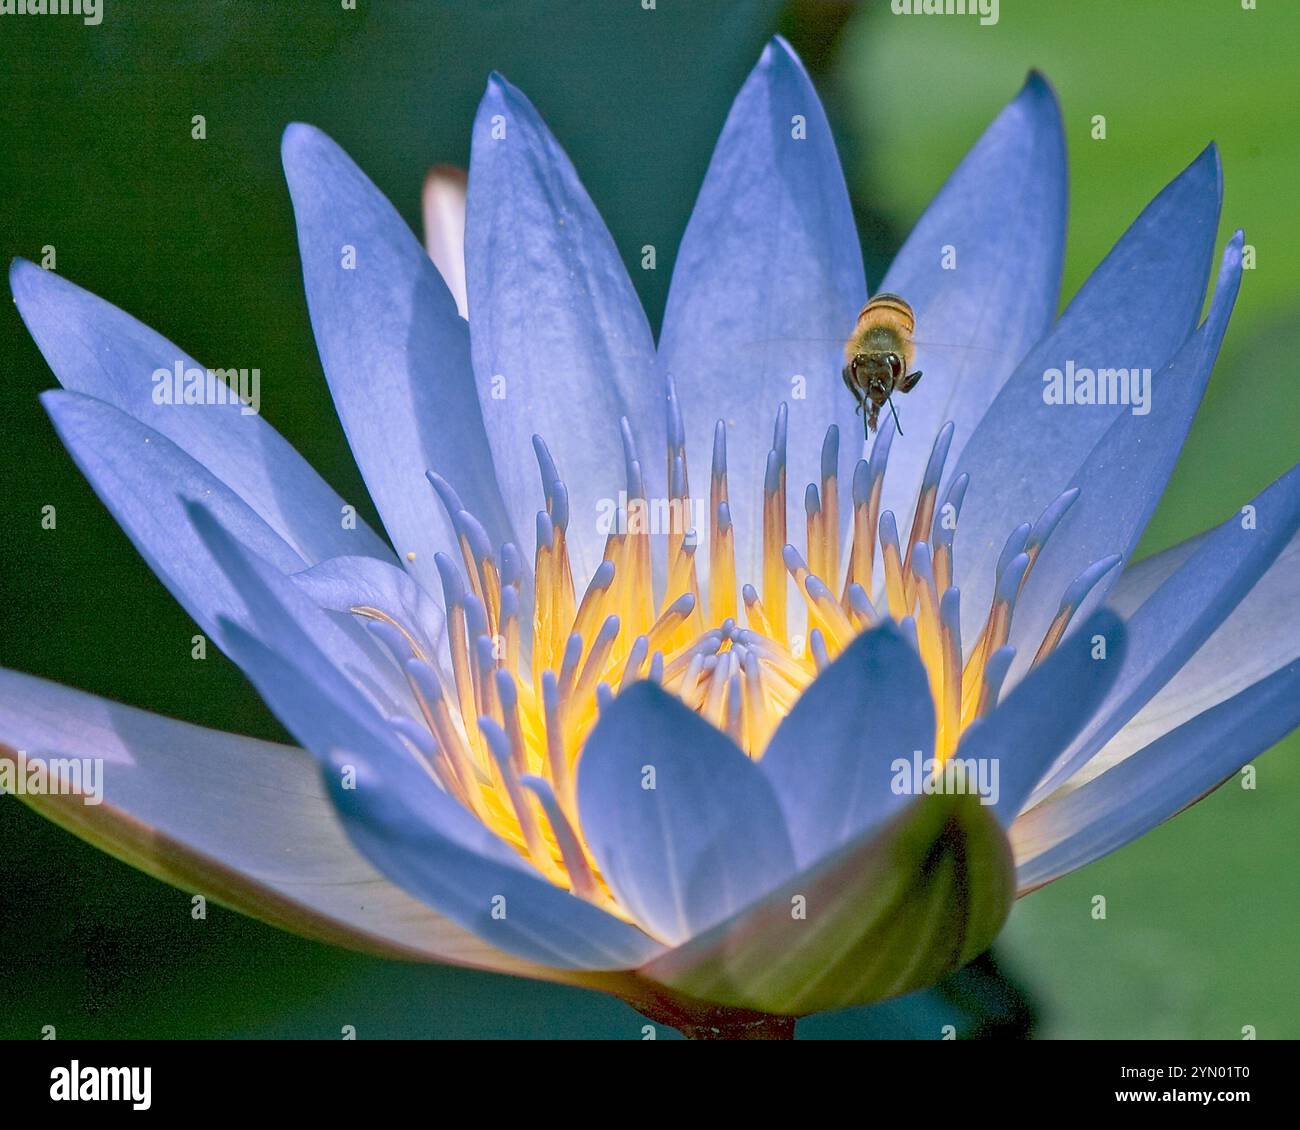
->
[4, 37, 1297, 1040]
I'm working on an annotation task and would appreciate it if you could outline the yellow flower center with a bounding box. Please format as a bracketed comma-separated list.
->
[356, 399, 1100, 908]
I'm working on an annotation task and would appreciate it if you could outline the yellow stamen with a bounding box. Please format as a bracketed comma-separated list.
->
[353, 404, 1086, 908]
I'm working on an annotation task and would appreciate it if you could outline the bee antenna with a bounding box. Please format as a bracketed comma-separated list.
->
[886, 395, 904, 436]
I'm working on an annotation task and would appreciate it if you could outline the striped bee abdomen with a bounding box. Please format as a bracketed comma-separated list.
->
[856, 292, 916, 336]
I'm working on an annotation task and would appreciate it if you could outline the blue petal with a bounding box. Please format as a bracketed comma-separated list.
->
[951, 611, 1125, 826]
[1032, 464, 1300, 802]
[657, 36, 867, 585]
[760, 621, 934, 867]
[950, 145, 1223, 641]
[189, 504, 661, 971]
[876, 72, 1067, 545]
[1006, 234, 1244, 675]
[282, 124, 517, 596]
[42, 390, 341, 651]
[1074, 527, 1300, 792]
[0, 667, 551, 974]
[44, 391, 407, 717]
[577, 682, 796, 944]
[1012, 659, 1300, 893]
[10, 259, 390, 567]
[466, 75, 660, 583]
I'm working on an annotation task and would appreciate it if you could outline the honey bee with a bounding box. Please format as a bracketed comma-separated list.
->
[842, 293, 923, 436]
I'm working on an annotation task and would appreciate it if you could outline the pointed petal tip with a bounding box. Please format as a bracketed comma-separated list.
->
[9, 255, 73, 312]
[1223, 227, 1246, 261]
[9, 255, 37, 293]
[873, 616, 906, 641]
[1008, 69, 1064, 143]
[281, 120, 325, 163]
[280, 122, 350, 190]
[1211, 231, 1246, 288]
[829, 615, 908, 666]
[9, 257, 41, 311]
[38, 387, 98, 429]
[483, 70, 521, 105]
[1020, 68, 1059, 103]
[765, 33, 797, 62]
[756, 34, 812, 83]
[1189, 140, 1224, 196]
[37, 386, 69, 417]
[10, 261, 115, 356]
[477, 71, 539, 131]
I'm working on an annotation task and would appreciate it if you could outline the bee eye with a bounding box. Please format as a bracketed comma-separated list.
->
[887, 353, 903, 378]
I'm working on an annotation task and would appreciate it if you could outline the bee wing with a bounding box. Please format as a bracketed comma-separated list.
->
[909, 337, 1001, 355]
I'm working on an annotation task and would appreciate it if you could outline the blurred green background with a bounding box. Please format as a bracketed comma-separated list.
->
[1, 0, 1295, 1038]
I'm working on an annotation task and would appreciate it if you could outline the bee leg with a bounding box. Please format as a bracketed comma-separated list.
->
[898, 368, 923, 394]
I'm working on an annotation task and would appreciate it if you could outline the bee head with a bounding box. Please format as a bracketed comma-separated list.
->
[850, 351, 904, 396]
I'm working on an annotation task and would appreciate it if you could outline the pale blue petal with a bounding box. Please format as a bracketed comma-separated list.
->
[950, 146, 1222, 641]
[760, 621, 934, 867]
[43, 391, 308, 636]
[282, 124, 516, 595]
[1031, 464, 1300, 802]
[10, 259, 390, 567]
[0, 667, 545, 972]
[657, 36, 866, 585]
[466, 75, 660, 583]
[1006, 234, 1244, 675]
[876, 72, 1067, 546]
[1073, 527, 1300, 793]
[578, 682, 796, 945]
[1012, 660, 1300, 893]
[44, 391, 409, 716]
